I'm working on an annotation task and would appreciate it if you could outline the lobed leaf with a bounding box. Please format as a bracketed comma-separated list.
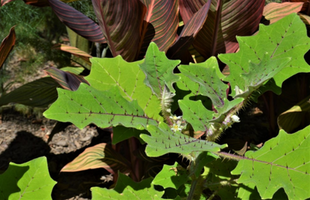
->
[86, 56, 162, 121]
[61, 143, 131, 174]
[0, 157, 56, 200]
[178, 100, 213, 132]
[232, 125, 310, 199]
[220, 13, 310, 97]
[152, 162, 188, 190]
[141, 122, 227, 157]
[139, 42, 180, 97]
[43, 84, 158, 129]
[178, 57, 227, 108]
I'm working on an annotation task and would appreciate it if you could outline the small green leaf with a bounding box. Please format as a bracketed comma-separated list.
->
[91, 173, 163, 200]
[178, 57, 228, 108]
[152, 162, 188, 190]
[86, 56, 162, 121]
[0, 157, 56, 200]
[179, 100, 213, 132]
[139, 42, 180, 96]
[141, 122, 227, 157]
[232, 125, 310, 199]
[44, 84, 158, 129]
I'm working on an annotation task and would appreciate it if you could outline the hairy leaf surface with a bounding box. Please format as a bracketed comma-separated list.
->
[140, 42, 180, 97]
[232, 125, 310, 199]
[44, 84, 158, 129]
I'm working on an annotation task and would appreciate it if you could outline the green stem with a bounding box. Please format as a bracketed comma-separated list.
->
[187, 178, 199, 200]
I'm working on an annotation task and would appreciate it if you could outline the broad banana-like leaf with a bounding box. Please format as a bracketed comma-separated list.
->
[92, 0, 147, 61]
[0, 77, 59, 107]
[139, 0, 179, 53]
[167, 0, 211, 59]
[263, 2, 304, 23]
[0, 26, 15, 69]
[45, 67, 89, 91]
[48, 0, 106, 43]
[179, 0, 264, 59]
[54, 44, 92, 64]
[61, 143, 132, 174]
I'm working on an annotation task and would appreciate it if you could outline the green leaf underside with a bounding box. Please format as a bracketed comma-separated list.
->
[61, 143, 131, 174]
[44, 84, 158, 129]
[91, 173, 163, 200]
[0, 157, 56, 200]
[139, 42, 180, 96]
[152, 162, 188, 190]
[141, 122, 227, 157]
[219, 13, 310, 97]
[86, 56, 162, 121]
[178, 57, 227, 108]
[232, 125, 310, 200]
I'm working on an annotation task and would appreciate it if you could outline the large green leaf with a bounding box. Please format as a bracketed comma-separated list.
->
[43, 84, 158, 129]
[141, 122, 226, 157]
[0, 77, 59, 107]
[92, 0, 146, 61]
[0, 157, 56, 200]
[179, 0, 264, 59]
[139, 42, 180, 97]
[220, 13, 310, 97]
[231, 125, 310, 199]
[86, 56, 162, 121]
[61, 143, 132, 174]
[0, 26, 15, 69]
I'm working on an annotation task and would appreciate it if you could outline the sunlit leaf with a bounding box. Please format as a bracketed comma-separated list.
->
[55, 43, 92, 64]
[0, 157, 56, 200]
[61, 143, 132, 174]
[232, 125, 310, 200]
[263, 2, 304, 24]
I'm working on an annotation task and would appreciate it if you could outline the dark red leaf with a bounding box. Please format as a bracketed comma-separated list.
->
[264, 2, 304, 23]
[48, 0, 106, 43]
[91, 0, 147, 61]
[167, 0, 211, 59]
[0, 77, 59, 107]
[139, 0, 179, 52]
[0, 26, 15, 69]
[180, 0, 265, 59]
[45, 66, 89, 91]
